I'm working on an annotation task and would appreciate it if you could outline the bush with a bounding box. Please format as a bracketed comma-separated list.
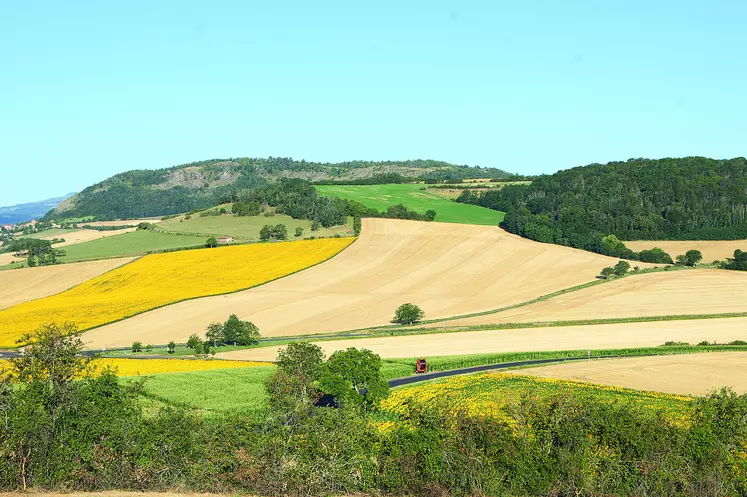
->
[640, 247, 674, 264]
[295, 227, 303, 237]
[393, 303, 425, 325]
[131, 341, 142, 353]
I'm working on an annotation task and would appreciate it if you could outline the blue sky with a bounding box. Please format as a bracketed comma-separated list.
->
[2, 1, 745, 205]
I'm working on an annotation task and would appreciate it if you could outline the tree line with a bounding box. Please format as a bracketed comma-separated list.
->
[457, 157, 747, 258]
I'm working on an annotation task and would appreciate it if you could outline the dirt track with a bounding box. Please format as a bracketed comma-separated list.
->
[626, 239, 747, 263]
[516, 352, 747, 395]
[441, 269, 747, 328]
[82, 218, 636, 348]
[218, 316, 747, 362]
[0, 258, 135, 309]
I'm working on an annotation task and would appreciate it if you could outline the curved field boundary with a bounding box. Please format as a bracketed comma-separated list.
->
[515, 352, 747, 396]
[82, 218, 645, 349]
[626, 239, 747, 264]
[0, 237, 355, 348]
[0, 257, 135, 310]
[437, 268, 747, 329]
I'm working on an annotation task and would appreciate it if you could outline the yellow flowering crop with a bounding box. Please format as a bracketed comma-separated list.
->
[381, 372, 691, 426]
[91, 358, 271, 376]
[0, 237, 354, 346]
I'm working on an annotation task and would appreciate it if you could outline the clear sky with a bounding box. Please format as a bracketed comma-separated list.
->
[2, 1, 746, 205]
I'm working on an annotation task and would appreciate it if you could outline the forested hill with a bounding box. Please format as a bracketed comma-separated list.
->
[48, 157, 514, 220]
[457, 157, 747, 253]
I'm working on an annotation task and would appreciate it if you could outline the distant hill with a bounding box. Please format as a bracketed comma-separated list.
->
[47, 157, 515, 220]
[457, 156, 747, 253]
[0, 193, 74, 225]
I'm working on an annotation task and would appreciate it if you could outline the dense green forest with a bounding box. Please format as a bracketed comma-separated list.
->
[48, 157, 513, 220]
[457, 157, 747, 256]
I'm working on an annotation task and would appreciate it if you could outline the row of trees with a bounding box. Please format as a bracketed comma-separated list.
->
[2, 238, 65, 267]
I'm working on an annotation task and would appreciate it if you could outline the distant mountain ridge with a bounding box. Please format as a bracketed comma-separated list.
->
[0, 193, 75, 225]
[47, 157, 515, 220]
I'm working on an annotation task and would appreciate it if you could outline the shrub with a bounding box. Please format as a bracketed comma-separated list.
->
[640, 247, 674, 264]
[131, 341, 142, 353]
[394, 303, 425, 325]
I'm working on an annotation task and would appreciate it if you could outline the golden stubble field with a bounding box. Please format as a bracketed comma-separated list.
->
[440, 269, 747, 328]
[514, 352, 747, 395]
[0, 257, 135, 310]
[218, 316, 747, 362]
[81, 218, 645, 348]
[41, 228, 137, 246]
[625, 239, 747, 263]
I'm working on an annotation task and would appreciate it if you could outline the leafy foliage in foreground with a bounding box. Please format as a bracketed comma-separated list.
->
[457, 157, 747, 255]
[2, 328, 746, 496]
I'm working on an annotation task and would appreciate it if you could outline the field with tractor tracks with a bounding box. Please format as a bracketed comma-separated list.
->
[80, 218, 643, 348]
[439, 269, 747, 328]
[515, 352, 747, 395]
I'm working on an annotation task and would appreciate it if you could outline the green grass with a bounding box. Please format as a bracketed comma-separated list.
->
[158, 211, 354, 241]
[129, 366, 275, 417]
[315, 184, 504, 225]
[59, 230, 205, 262]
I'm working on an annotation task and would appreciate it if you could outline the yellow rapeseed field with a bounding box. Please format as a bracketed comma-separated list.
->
[381, 372, 691, 427]
[0, 238, 354, 347]
[0, 357, 269, 377]
[92, 358, 271, 376]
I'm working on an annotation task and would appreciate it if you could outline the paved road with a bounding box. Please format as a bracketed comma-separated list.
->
[388, 356, 602, 387]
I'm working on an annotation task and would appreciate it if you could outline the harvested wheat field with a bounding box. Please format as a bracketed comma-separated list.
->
[218, 316, 747, 362]
[0, 238, 352, 347]
[41, 228, 137, 246]
[0, 257, 134, 310]
[0, 252, 24, 266]
[515, 352, 747, 395]
[82, 219, 642, 349]
[440, 269, 747, 328]
[626, 239, 747, 263]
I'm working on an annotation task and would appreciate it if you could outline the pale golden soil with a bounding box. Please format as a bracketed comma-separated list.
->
[626, 239, 747, 264]
[42, 228, 137, 246]
[440, 269, 747, 328]
[515, 352, 747, 396]
[218, 316, 747, 362]
[0, 258, 135, 309]
[82, 218, 638, 348]
[0, 252, 24, 266]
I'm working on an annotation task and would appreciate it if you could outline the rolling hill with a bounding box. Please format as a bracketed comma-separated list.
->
[0, 193, 74, 224]
[47, 158, 515, 220]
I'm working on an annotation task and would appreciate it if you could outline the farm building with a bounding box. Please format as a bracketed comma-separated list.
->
[217, 236, 234, 244]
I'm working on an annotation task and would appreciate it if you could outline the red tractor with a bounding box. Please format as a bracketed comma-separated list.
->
[415, 358, 428, 374]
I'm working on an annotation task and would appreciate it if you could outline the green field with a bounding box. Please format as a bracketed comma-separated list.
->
[59, 230, 205, 262]
[315, 184, 504, 225]
[132, 366, 275, 417]
[159, 210, 353, 241]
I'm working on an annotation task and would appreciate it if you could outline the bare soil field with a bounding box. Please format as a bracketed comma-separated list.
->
[441, 269, 747, 328]
[42, 228, 137, 246]
[0, 252, 24, 266]
[626, 239, 747, 263]
[0, 257, 135, 309]
[218, 316, 747, 362]
[82, 218, 637, 348]
[515, 352, 747, 395]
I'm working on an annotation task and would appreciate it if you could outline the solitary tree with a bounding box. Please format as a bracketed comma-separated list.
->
[393, 303, 425, 325]
[131, 341, 143, 353]
[295, 227, 304, 237]
[613, 260, 631, 276]
[167, 341, 176, 354]
[205, 237, 218, 248]
[186, 334, 202, 350]
[682, 249, 703, 267]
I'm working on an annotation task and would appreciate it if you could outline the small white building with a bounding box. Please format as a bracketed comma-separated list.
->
[217, 236, 234, 244]
[1, 225, 13, 231]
